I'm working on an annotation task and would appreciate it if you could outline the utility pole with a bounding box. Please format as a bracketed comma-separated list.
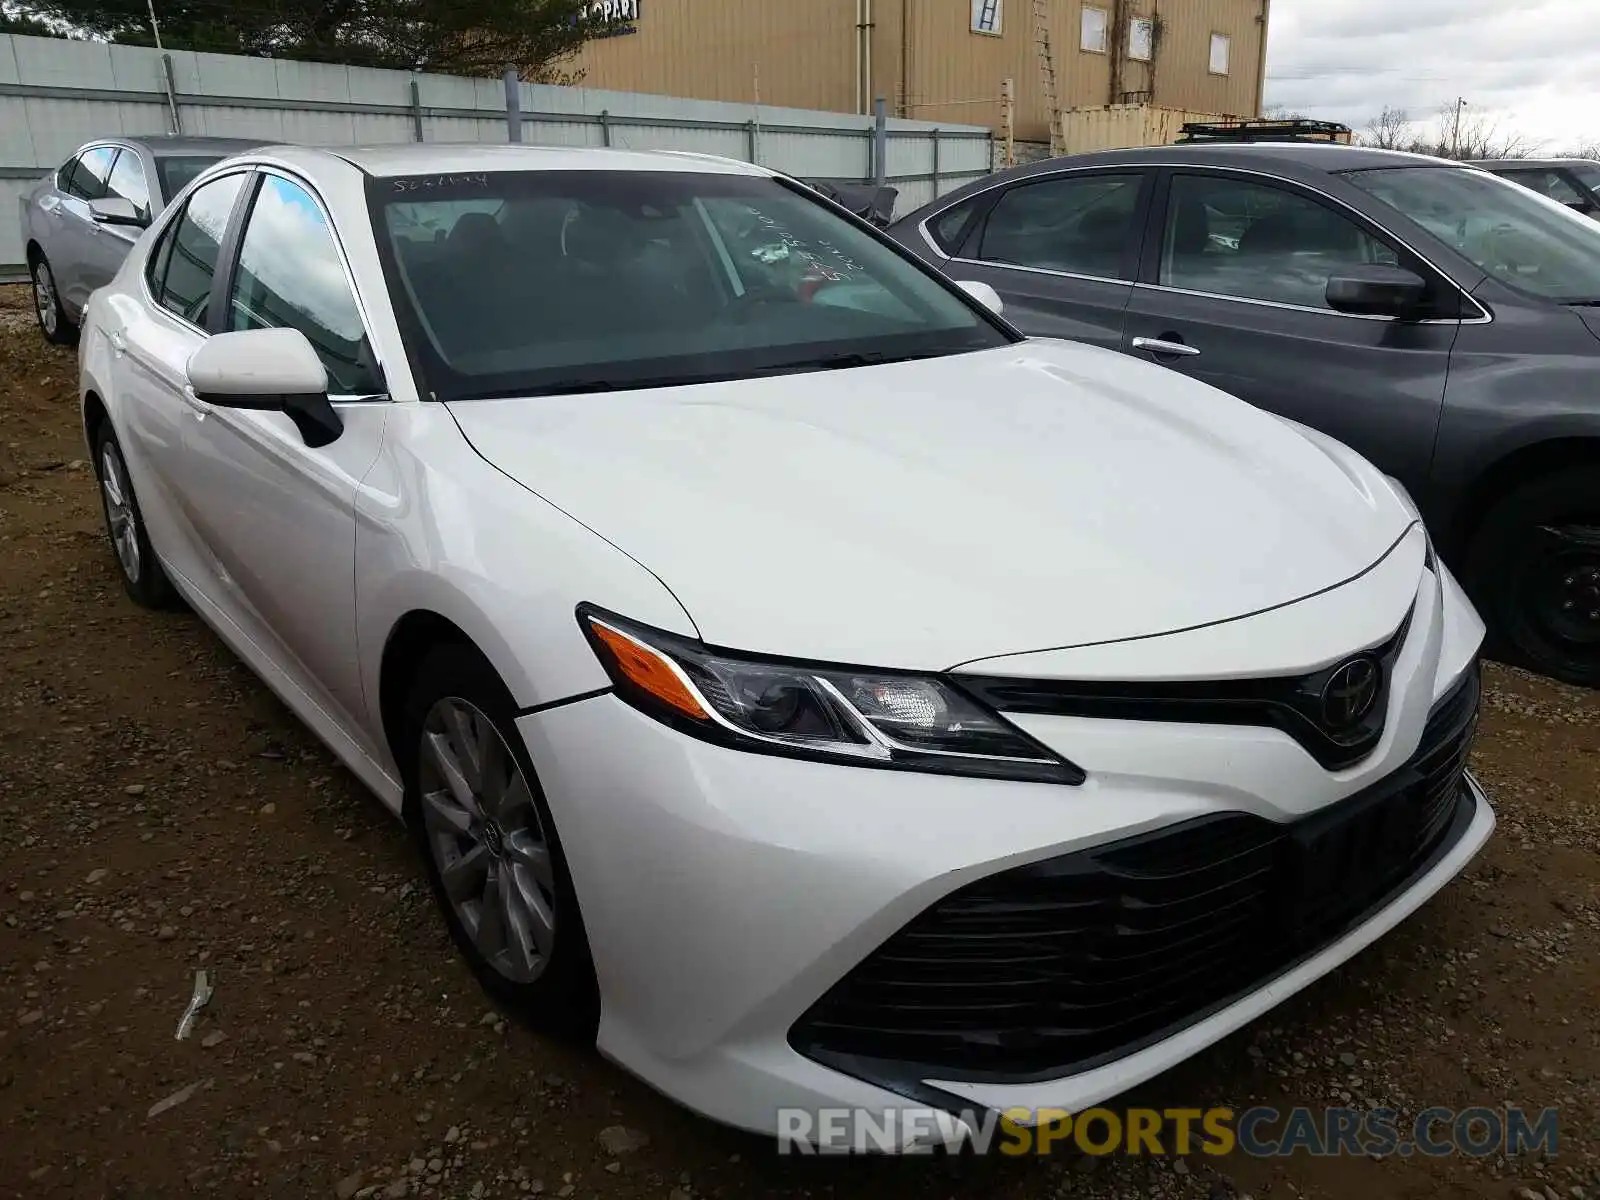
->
[1451, 97, 1467, 159]
[145, 0, 163, 50]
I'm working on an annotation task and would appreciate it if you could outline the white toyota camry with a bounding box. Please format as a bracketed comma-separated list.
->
[78, 143, 1492, 1141]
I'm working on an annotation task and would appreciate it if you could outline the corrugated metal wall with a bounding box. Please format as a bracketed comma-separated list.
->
[571, 0, 860, 113]
[0, 33, 992, 270]
[576, 1, 1268, 144]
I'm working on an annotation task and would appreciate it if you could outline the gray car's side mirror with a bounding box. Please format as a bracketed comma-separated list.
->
[88, 196, 148, 228]
[1325, 264, 1429, 319]
[187, 328, 343, 448]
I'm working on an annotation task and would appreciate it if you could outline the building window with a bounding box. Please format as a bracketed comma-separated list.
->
[971, 0, 1003, 36]
[1209, 32, 1231, 75]
[1129, 17, 1154, 61]
[1080, 5, 1108, 53]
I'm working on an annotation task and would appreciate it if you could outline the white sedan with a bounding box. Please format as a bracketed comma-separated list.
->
[78, 143, 1492, 1142]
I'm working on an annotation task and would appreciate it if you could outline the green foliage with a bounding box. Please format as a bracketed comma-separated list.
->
[16, 0, 623, 79]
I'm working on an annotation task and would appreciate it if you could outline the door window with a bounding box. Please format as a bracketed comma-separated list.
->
[226, 175, 380, 395]
[156, 173, 246, 325]
[977, 173, 1143, 278]
[1500, 169, 1592, 209]
[1160, 174, 1399, 310]
[105, 150, 153, 222]
[65, 147, 117, 201]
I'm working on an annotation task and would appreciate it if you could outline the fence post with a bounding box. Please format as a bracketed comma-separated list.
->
[409, 80, 424, 142]
[745, 119, 758, 163]
[872, 95, 887, 185]
[930, 128, 940, 196]
[161, 53, 183, 135]
[599, 110, 612, 147]
[503, 68, 522, 143]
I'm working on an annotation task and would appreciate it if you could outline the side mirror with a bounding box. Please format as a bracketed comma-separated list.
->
[89, 196, 147, 228]
[954, 278, 1005, 316]
[1325, 264, 1429, 318]
[186, 328, 343, 448]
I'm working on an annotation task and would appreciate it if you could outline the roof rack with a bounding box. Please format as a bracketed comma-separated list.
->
[1176, 118, 1354, 145]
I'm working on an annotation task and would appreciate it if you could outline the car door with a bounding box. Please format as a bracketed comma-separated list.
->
[29, 155, 79, 265]
[77, 148, 151, 294]
[1120, 169, 1462, 489]
[55, 145, 119, 312]
[934, 169, 1152, 349]
[113, 170, 251, 593]
[170, 168, 389, 730]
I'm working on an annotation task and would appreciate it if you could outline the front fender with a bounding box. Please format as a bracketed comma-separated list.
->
[353, 402, 698, 760]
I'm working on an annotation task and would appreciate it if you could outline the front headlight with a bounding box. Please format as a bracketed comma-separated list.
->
[578, 606, 1084, 785]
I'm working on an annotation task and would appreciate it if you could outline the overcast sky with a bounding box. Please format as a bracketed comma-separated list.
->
[1264, 0, 1597, 152]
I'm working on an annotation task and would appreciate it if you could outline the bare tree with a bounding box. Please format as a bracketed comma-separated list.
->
[1419, 104, 1537, 161]
[1562, 140, 1600, 160]
[1362, 105, 1412, 150]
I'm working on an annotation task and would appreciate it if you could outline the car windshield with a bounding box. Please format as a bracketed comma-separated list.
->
[156, 155, 227, 202]
[1343, 165, 1600, 303]
[367, 169, 1011, 400]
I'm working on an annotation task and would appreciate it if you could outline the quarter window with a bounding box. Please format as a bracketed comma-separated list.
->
[227, 175, 380, 395]
[105, 150, 152, 222]
[1160, 174, 1399, 310]
[928, 197, 982, 255]
[65, 147, 117, 201]
[156, 173, 245, 325]
[978, 173, 1143, 278]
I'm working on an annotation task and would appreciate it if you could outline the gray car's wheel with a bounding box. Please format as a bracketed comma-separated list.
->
[1466, 465, 1600, 689]
[30, 253, 76, 346]
[93, 426, 177, 609]
[402, 644, 599, 1034]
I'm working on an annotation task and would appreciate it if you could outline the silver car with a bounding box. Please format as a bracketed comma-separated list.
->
[20, 136, 261, 345]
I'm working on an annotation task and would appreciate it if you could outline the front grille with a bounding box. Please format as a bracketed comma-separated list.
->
[791, 664, 1480, 1084]
[956, 611, 1414, 771]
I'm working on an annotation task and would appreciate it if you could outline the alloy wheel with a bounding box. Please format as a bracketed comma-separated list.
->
[32, 261, 56, 337]
[417, 697, 557, 984]
[100, 443, 142, 583]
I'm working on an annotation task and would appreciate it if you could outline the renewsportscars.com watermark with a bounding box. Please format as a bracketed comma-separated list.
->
[776, 1105, 1560, 1157]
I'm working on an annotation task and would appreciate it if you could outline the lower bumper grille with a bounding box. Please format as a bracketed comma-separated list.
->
[791, 665, 1481, 1083]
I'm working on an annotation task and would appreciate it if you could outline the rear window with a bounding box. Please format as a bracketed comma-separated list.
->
[156, 155, 225, 203]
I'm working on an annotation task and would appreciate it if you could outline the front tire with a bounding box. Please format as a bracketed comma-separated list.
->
[1466, 465, 1600, 688]
[402, 645, 599, 1035]
[30, 254, 76, 346]
[93, 426, 177, 609]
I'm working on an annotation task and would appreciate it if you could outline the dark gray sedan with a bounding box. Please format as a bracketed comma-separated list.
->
[19, 136, 261, 345]
[890, 143, 1600, 687]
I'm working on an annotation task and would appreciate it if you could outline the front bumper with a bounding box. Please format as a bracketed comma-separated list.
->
[515, 552, 1491, 1138]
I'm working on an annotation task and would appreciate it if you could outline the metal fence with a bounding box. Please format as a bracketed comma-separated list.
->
[0, 33, 993, 273]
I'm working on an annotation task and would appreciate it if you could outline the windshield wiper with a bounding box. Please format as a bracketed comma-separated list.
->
[750, 349, 949, 374]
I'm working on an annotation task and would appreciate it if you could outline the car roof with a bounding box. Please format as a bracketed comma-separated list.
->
[994, 141, 1464, 180]
[262, 143, 773, 179]
[86, 135, 266, 156]
[1471, 157, 1600, 169]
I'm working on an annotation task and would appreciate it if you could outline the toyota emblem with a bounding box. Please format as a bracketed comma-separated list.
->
[1321, 657, 1381, 730]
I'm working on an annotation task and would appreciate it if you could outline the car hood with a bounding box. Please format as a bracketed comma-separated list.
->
[445, 340, 1414, 670]
[1568, 305, 1600, 343]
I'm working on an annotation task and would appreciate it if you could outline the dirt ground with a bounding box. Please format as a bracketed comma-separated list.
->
[1, 281, 1597, 1200]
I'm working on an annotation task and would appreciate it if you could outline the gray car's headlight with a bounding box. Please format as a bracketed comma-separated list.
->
[578, 605, 1084, 785]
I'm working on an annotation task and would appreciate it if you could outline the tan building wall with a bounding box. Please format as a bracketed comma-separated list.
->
[571, 0, 1268, 144]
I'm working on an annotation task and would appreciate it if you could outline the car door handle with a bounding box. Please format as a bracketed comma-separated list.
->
[109, 330, 126, 355]
[1131, 336, 1201, 358]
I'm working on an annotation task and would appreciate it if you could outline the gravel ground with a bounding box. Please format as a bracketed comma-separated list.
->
[1, 283, 1597, 1200]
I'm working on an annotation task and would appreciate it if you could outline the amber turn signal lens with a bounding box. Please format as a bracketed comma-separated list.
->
[587, 619, 711, 721]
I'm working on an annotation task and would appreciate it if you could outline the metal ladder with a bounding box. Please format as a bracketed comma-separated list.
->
[1033, 0, 1066, 156]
